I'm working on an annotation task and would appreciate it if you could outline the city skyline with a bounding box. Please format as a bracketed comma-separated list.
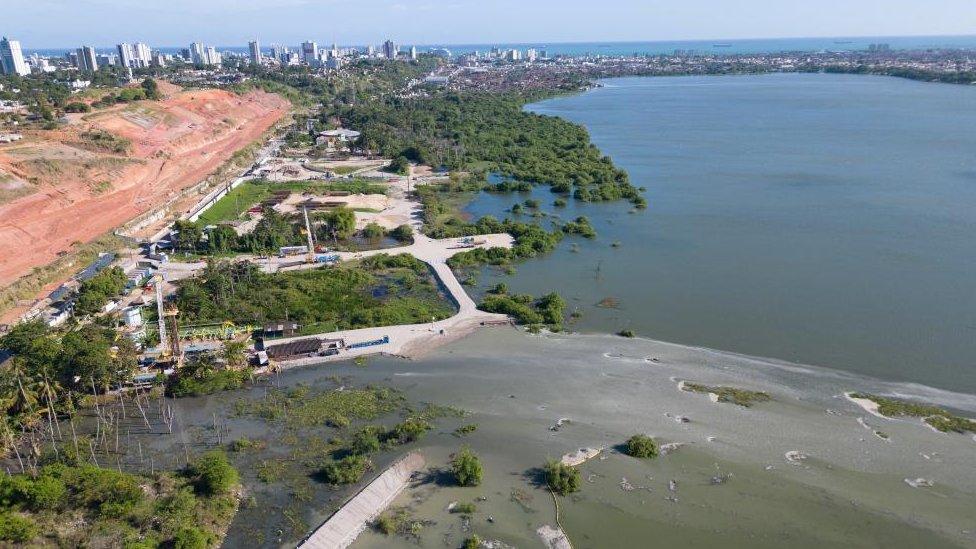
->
[3, 0, 974, 48]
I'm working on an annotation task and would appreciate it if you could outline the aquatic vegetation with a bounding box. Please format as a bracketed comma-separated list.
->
[372, 507, 431, 540]
[478, 291, 566, 330]
[240, 385, 404, 428]
[682, 383, 772, 407]
[617, 329, 635, 338]
[544, 460, 582, 496]
[596, 297, 620, 308]
[625, 434, 659, 458]
[562, 216, 597, 238]
[451, 446, 484, 487]
[319, 455, 371, 485]
[256, 460, 287, 483]
[849, 393, 976, 434]
[450, 502, 477, 514]
[462, 535, 482, 549]
[453, 424, 478, 437]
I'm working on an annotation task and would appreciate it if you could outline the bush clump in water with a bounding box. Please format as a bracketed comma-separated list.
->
[451, 446, 483, 487]
[625, 434, 658, 458]
[544, 460, 581, 496]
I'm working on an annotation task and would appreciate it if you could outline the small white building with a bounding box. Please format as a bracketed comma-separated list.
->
[316, 128, 361, 148]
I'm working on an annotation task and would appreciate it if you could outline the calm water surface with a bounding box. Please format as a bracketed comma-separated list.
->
[467, 73, 976, 393]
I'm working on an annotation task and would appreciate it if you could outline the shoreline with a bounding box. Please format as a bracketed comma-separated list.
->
[275, 321, 976, 414]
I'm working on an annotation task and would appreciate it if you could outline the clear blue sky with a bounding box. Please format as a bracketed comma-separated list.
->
[5, 0, 975, 48]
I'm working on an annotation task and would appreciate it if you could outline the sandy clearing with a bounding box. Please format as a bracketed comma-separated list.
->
[844, 392, 887, 419]
[0, 88, 289, 287]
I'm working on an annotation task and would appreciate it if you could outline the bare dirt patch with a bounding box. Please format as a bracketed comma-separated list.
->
[0, 88, 290, 287]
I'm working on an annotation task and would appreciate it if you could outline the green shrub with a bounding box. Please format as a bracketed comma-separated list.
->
[625, 434, 658, 458]
[544, 460, 581, 496]
[362, 222, 386, 239]
[172, 526, 208, 549]
[390, 224, 414, 242]
[462, 534, 481, 549]
[387, 418, 431, 444]
[451, 447, 483, 487]
[25, 474, 66, 510]
[320, 455, 370, 485]
[0, 512, 38, 542]
[189, 451, 239, 496]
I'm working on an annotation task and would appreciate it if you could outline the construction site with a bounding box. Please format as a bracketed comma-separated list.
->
[0, 83, 290, 322]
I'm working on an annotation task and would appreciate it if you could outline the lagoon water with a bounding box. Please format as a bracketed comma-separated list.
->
[468, 73, 976, 394]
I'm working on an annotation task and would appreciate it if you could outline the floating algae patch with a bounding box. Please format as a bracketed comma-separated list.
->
[848, 393, 976, 434]
[681, 382, 771, 407]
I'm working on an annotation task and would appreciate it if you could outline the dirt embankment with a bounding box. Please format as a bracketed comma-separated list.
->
[0, 87, 290, 287]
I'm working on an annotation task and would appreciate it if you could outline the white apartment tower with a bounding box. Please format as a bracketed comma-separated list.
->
[134, 42, 152, 67]
[1, 37, 30, 76]
[189, 42, 206, 65]
[116, 43, 134, 68]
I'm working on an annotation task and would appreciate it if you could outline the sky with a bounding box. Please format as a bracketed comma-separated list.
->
[4, 0, 976, 48]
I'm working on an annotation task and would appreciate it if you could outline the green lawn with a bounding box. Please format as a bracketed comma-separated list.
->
[197, 182, 272, 225]
[196, 179, 389, 225]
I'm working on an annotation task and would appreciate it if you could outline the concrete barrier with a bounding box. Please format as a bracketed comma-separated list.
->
[299, 451, 425, 549]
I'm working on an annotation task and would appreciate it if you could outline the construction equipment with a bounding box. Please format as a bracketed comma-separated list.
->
[302, 206, 316, 264]
[153, 274, 184, 368]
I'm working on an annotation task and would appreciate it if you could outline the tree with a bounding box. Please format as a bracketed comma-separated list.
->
[189, 451, 239, 496]
[625, 434, 658, 458]
[450, 446, 483, 487]
[173, 220, 203, 253]
[350, 428, 381, 455]
[221, 340, 248, 370]
[141, 78, 161, 100]
[315, 207, 356, 241]
[544, 460, 581, 496]
[388, 155, 410, 175]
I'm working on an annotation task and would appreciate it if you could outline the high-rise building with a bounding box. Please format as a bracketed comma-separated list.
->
[151, 51, 167, 67]
[301, 41, 318, 65]
[0, 37, 30, 76]
[248, 40, 261, 65]
[134, 42, 151, 67]
[366, 45, 375, 57]
[189, 42, 205, 65]
[204, 47, 221, 66]
[409, 46, 417, 60]
[271, 44, 286, 63]
[382, 40, 398, 60]
[116, 43, 134, 68]
[76, 46, 98, 72]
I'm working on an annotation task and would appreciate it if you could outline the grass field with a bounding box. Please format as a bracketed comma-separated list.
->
[196, 178, 389, 225]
